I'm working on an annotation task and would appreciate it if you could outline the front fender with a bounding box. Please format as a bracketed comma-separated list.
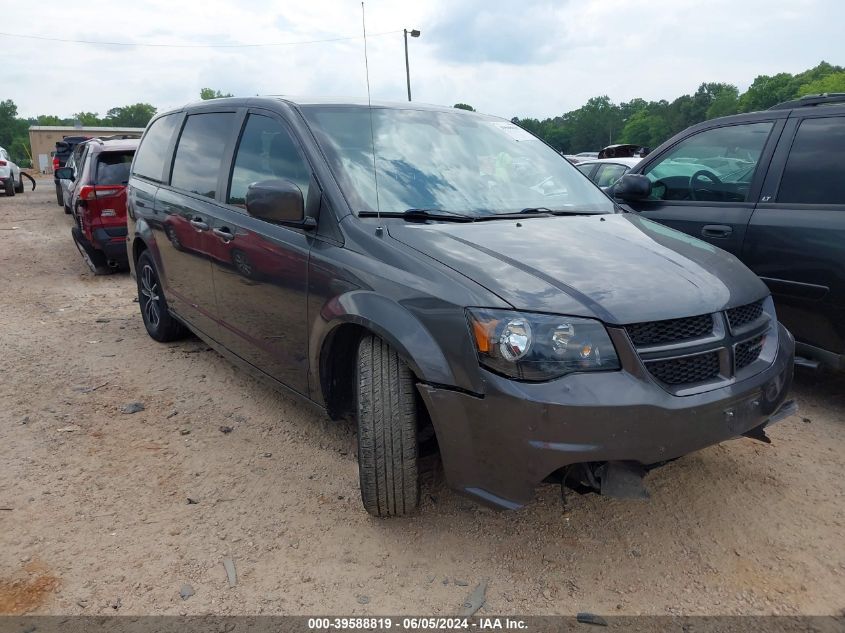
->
[310, 290, 458, 398]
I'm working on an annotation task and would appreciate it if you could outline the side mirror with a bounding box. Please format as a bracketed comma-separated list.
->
[55, 167, 74, 181]
[611, 174, 651, 201]
[245, 179, 315, 229]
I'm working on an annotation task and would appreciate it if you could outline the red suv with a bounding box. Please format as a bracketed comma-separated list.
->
[55, 138, 138, 273]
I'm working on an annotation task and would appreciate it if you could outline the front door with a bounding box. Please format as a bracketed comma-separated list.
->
[205, 111, 313, 395]
[624, 121, 780, 257]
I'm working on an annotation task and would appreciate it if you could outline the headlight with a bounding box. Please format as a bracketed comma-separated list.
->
[466, 309, 620, 381]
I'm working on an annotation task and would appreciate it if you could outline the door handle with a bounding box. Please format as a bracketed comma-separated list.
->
[213, 227, 235, 242]
[701, 224, 732, 238]
[190, 217, 209, 231]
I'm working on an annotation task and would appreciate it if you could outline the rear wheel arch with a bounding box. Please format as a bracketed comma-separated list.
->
[132, 236, 149, 264]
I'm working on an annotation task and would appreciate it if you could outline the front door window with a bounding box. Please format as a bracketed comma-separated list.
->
[643, 122, 773, 202]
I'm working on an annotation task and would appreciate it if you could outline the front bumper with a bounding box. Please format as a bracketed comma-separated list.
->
[418, 323, 795, 510]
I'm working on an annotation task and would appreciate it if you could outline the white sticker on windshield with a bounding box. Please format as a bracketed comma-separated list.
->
[492, 121, 537, 142]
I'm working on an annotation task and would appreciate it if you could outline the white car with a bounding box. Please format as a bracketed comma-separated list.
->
[0, 146, 23, 196]
[575, 157, 642, 188]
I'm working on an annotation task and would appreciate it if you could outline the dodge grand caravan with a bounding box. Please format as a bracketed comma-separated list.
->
[127, 97, 795, 516]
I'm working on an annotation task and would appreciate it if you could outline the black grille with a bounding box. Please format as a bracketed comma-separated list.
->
[625, 314, 713, 347]
[735, 335, 764, 370]
[726, 300, 763, 331]
[645, 352, 720, 386]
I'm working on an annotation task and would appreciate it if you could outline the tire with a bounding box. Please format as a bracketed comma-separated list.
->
[136, 250, 188, 342]
[4, 177, 14, 197]
[356, 334, 420, 517]
[55, 182, 63, 206]
[14, 176, 23, 194]
[64, 203, 72, 215]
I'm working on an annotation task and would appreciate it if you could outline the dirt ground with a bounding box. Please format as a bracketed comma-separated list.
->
[1, 183, 843, 617]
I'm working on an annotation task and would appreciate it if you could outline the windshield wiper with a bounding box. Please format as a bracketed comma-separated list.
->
[358, 209, 476, 222]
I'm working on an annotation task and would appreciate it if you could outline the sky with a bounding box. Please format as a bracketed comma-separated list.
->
[5, 0, 843, 121]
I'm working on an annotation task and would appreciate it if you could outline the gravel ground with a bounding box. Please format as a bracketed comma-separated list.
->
[1, 184, 843, 616]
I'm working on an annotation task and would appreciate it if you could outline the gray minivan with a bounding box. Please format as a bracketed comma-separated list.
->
[126, 97, 795, 516]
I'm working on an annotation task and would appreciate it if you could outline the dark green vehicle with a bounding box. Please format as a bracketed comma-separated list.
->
[610, 94, 845, 371]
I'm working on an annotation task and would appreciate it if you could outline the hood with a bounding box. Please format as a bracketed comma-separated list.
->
[387, 214, 769, 325]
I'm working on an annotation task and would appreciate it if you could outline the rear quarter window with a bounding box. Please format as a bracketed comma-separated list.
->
[170, 112, 236, 199]
[96, 151, 134, 185]
[133, 114, 181, 182]
[777, 116, 845, 205]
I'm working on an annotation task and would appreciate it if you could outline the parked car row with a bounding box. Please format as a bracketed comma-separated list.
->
[111, 96, 799, 517]
[55, 135, 139, 273]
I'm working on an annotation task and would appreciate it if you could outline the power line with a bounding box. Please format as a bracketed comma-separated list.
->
[0, 29, 402, 49]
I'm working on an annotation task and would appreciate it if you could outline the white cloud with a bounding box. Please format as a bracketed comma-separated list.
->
[5, 0, 842, 120]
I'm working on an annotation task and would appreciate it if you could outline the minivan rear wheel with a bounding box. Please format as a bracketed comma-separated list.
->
[356, 334, 420, 517]
[136, 250, 188, 342]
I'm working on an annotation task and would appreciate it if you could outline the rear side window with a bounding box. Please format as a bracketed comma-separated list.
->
[171, 113, 235, 199]
[777, 117, 845, 205]
[133, 115, 180, 182]
[96, 151, 134, 185]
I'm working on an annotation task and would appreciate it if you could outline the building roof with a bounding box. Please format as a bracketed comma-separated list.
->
[28, 126, 146, 132]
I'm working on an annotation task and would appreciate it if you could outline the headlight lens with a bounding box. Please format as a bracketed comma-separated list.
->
[467, 309, 620, 381]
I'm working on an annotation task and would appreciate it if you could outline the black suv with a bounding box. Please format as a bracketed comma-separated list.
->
[127, 98, 794, 516]
[53, 136, 91, 206]
[611, 94, 845, 371]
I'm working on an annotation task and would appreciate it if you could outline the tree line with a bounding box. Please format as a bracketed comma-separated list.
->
[2, 65, 843, 167]
[508, 61, 844, 154]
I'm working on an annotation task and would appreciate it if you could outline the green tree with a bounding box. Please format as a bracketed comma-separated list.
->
[36, 114, 64, 126]
[453, 103, 475, 111]
[738, 72, 796, 111]
[200, 88, 233, 100]
[798, 71, 845, 96]
[705, 84, 740, 119]
[105, 103, 157, 127]
[0, 99, 19, 148]
[74, 112, 103, 126]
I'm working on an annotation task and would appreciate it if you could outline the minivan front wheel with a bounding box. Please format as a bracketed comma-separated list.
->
[136, 251, 187, 342]
[356, 334, 420, 517]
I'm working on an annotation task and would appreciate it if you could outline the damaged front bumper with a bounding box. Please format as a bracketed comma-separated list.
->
[418, 323, 795, 510]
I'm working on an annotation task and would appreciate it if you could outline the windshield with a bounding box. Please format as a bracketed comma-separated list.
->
[301, 106, 614, 216]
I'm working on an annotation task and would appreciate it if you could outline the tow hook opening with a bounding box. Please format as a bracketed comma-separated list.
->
[553, 460, 651, 502]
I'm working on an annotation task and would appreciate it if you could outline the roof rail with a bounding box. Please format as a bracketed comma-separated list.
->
[769, 93, 845, 110]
